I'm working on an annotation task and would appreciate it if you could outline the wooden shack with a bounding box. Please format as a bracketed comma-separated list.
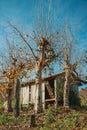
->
[20, 72, 80, 110]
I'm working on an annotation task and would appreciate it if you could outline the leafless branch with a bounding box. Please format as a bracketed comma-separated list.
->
[9, 22, 37, 61]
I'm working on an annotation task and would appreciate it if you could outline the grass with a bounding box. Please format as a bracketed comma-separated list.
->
[0, 102, 24, 125]
[38, 107, 87, 130]
[0, 102, 4, 109]
[0, 113, 24, 125]
[0, 103, 87, 129]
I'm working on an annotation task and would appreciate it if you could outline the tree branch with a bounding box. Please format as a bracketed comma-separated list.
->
[72, 71, 87, 84]
[9, 23, 36, 61]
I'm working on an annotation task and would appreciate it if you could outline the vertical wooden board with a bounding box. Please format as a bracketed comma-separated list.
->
[31, 84, 36, 104]
[42, 83, 45, 109]
[20, 87, 23, 105]
[20, 86, 29, 104]
[54, 79, 58, 107]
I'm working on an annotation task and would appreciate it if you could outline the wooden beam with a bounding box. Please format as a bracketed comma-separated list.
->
[45, 82, 55, 99]
[45, 98, 55, 102]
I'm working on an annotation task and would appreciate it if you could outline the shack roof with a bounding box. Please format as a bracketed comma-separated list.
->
[21, 72, 65, 87]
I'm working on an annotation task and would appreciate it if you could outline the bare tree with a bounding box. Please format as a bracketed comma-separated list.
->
[0, 39, 35, 115]
[9, 13, 61, 113]
[3, 0, 63, 113]
[58, 23, 87, 108]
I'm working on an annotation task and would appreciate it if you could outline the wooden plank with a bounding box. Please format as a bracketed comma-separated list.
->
[45, 98, 55, 102]
[45, 82, 55, 98]
[54, 79, 58, 107]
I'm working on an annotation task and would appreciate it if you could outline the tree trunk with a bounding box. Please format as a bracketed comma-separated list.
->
[14, 79, 20, 117]
[34, 62, 42, 113]
[63, 69, 70, 108]
[29, 114, 35, 127]
[4, 89, 13, 112]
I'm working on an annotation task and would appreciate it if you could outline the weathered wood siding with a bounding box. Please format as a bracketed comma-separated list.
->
[20, 74, 79, 108]
[20, 83, 45, 109]
[41, 83, 45, 109]
[20, 86, 29, 104]
[31, 84, 36, 104]
[71, 85, 79, 95]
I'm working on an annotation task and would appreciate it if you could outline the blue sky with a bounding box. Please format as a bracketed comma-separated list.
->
[0, 0, 87, 49]
[0, 0, 87, 88]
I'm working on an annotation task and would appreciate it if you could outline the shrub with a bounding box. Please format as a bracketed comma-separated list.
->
[45, 107, 55, 124]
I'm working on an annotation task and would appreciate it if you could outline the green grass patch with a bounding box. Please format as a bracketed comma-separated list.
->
[0, 114, 8, 124]
[0, 113, 24, 125]
[0, 102, 4, 109]
[41, 107, 87, 130]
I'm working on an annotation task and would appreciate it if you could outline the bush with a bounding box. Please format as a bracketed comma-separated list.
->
[45, 107, 55, 124]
